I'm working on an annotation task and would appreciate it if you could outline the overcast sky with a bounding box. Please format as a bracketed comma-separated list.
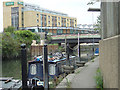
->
[0, 0, 100, 32]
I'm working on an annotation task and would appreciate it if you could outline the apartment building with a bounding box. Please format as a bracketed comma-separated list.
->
[3, 0, 77, 34]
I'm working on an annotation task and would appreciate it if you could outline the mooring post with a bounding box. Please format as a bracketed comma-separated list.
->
[66, 43, 70, 66]
[43, 33, 49, 90]
[78, 43, 81, 62]
[78, 33, 81, 62]
[21, 44, 27, 89]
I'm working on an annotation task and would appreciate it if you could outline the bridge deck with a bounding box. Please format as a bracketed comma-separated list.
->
[51, 34, 101, 39]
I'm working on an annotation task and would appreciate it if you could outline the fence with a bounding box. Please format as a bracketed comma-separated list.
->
[31, 45, 58, 57]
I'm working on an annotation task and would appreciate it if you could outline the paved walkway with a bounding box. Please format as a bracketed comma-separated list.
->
[71, 57, 99, 88]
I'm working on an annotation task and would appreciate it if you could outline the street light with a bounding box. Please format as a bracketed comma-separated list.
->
[88, 8, 101, 12]
[88, 8, 100, 56]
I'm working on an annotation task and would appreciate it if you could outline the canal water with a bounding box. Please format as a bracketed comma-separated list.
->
[2, 45, 97, 79]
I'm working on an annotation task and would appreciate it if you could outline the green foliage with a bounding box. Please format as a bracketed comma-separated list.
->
[4, 26, 15, 33]
[95, 68, 103, 89]
[94, 16, 101, 32]
[14, 30, 36, 47]
[2, 26, 40, 59]
[34, 33, 40, 43]
[47, 34, 52, 42]
[2, 32, 21, 59]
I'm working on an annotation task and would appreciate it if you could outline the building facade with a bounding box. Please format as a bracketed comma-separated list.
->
[3, 0, 77, 34]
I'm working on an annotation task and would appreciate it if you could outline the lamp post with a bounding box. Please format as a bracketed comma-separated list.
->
[87, 8, 100, 56]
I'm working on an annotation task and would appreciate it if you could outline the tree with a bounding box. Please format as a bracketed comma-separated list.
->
[94, 15, 101, 33]
[14, 30, 36, 48]
[2, 26, 41, 59]
[2, 32, 21, 59]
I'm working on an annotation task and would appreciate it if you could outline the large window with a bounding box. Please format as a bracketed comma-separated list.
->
[11, 7, 19, 29]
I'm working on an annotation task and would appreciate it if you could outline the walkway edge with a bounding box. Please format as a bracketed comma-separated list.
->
[56, 59, 94, 88]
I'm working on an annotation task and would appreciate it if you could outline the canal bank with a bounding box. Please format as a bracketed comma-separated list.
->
[56, 56, 99, 88]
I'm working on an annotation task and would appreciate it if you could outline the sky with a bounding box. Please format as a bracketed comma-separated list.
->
[0, 0, 100, 32]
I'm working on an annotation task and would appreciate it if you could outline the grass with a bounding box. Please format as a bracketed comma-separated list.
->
[95, 68, 103, 90]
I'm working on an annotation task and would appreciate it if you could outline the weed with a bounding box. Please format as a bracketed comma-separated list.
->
[91, 60, 94, 62]
[85, 65, 88, 67]
[75, 70, 80, 74]
[66, 78, 71, 88]
[95, 68, 103, 90]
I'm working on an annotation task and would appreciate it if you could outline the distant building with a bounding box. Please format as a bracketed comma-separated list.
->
[77, 24, 99, 34]
[3, 0, 77, 35]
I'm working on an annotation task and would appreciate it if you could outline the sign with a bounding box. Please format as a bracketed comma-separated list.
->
[5, 2, 14, 6]
[17, 2, 23, 5]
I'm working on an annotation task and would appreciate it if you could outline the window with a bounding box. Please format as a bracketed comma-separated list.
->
[75, 24, 76, 27]
[67, 19, 69, 21]
[70, 29, 73, 34]
[49, 64, 56, 75]
[37, 14, 39, 17]
[30, 64, 37, 75]
[48, 21, 50, 25]
[58, 17, 60, 21]
[37, 19, 39, 23]
[58, 22, 60, 25]
[48, 16, 50, 19]
[67, 23, 69, 27]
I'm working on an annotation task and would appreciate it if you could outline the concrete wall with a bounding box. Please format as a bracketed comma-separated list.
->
[100, 2, 120, 89]
[101, 2, 119, 39]
[99, 35, 119, 88]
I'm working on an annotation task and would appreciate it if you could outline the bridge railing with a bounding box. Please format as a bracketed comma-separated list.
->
[51, 34, 101, 39]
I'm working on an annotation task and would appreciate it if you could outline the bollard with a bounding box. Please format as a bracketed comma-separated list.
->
[21, 44, 27, 89]
[43, 44, 49, 90]
[66, 43, 70, 66]
[78, 43, 81, 62]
